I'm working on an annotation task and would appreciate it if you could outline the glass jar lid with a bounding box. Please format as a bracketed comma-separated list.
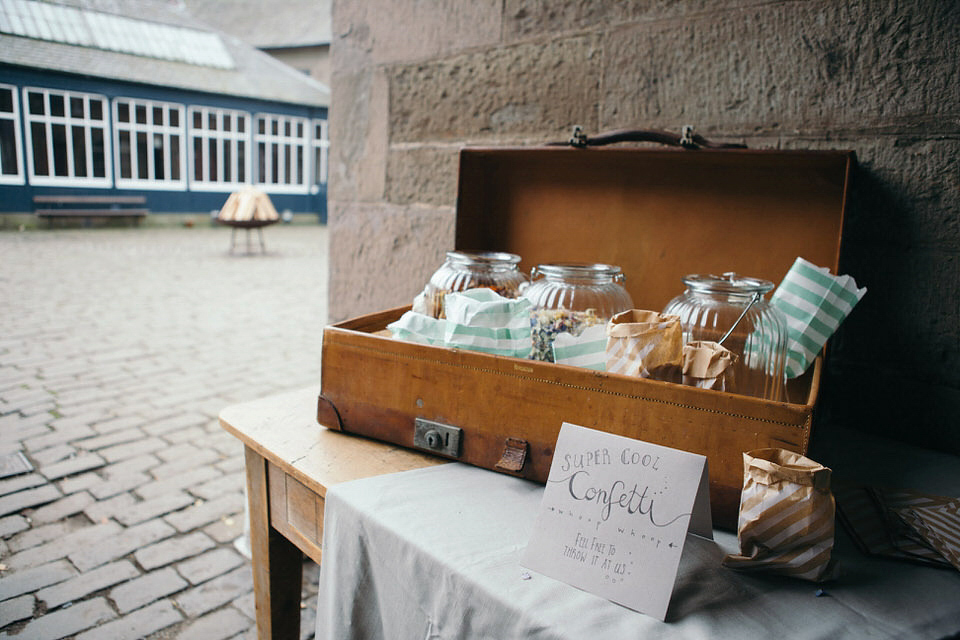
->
[532, 262, 624, 283]
[447, 250, 521, 268]
[682, 272, 773, 296]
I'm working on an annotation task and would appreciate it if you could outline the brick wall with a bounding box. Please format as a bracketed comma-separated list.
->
[328, 0, 959, 452]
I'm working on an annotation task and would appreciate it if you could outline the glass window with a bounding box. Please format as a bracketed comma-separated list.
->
[23, 87, 110, 186]
[187, 105, 250, 190]
[0, 84, 25, 183]
[254, 113, 310, 194]
[311, 118, 329, 186]
[113, 97, 186, 189]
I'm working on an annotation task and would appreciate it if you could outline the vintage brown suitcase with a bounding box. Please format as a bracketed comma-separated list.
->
[318, 139, 854, 530]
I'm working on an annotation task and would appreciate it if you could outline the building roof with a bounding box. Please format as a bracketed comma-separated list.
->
[183, 0, 331, 49]
[0, 0, 329, 107]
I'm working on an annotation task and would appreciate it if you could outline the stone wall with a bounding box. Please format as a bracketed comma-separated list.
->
[327, 0, 960, 452]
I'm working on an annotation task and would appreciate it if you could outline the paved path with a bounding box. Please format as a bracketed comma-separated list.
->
[0, 225, 328, 639]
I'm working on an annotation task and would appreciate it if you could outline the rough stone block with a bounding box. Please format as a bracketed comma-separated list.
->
[332, 0, 502, 74]
[135, 466, 220, 501]
[0, 473, 46, 498]
[0, 559, 76, 601]
[327, 201, 455, 321]
[83, 492, 137, 524]
[99, 437, 166, 464]
[176, 606, 252, 640]
[0, 593, 33, 628]
[0, 484, 61, 518]
[389, 35, 601, 143]
[0, 514, 29, 538]
[175, 547, 246, 585]
[134, 531, 216, 571]
[109, 567, 189, 614]
[164, 493, 245, 533]
[69, 520, 174, 572]
[601, 2, 960, 135]
[328, 69, 389, 203]
[116, 491, 195, 526]
[39, 453, 105, 481]
[29, 490, 94, 525]
[37, 560, 139, 609]
[385, 146, 460, 207]
[75, 600, 183, 640]
[175, 565, 252, 618]
[5, 596, 114, 639]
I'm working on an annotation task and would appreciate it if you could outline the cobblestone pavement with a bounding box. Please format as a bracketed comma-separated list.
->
[0, 225, 328, 639]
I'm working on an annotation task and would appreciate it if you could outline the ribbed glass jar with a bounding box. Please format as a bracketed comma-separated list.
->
[662, 273, 788, 401]
[522, 263, 634, 362]
[422, 251, 528, 318]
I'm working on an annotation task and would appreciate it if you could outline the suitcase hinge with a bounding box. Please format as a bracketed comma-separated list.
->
[495, 438, 528, 473]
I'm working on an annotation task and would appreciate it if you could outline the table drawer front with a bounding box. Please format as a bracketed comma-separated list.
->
[268, 462, 324, 564]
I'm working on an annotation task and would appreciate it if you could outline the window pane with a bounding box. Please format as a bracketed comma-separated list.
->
[297, 122, 303, 137]
[154, 133, 164, 180]
[237, 141, 245, 182]
[31, 122, 48, 175]
[238, 117, 245, 133]
[50, 94, 65, 118]
[28, 92, 45, 115]
[170, 136, 180, 180]
[153, 107, 164, 126]
[193, 137, 203, 181]
[0, 88, 12, 113]
[91, 129, 105, 177]
[284, 145, 291, 184]
[223, 140, 231, 182]
[70, 97, 84, 119]
[118, 102, 130, 123]
[0, 120, 17, 175]
[314, 148, 323, 184]
[258, 118, 265, 135]
[208, 138, 218, 181]
[271, 120, 278, 136]
[272, 143, 279, 183]
[137, 132, 148, 179]
[223, 115, 231, 132]
[169, 109, 179, 127]
[257, 142, 265, 182]
[208, 113, 217, 131]
[52, 124, 68, 176]
[284, 121, 291, 136]
[72, 125, 87, 177]
[90, 100, 102, 120]
[297, 146, 303, 184]
[119, 130, 132, 179]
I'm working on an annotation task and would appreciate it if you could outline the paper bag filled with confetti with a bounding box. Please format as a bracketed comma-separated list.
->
[723, 448, 838, 582]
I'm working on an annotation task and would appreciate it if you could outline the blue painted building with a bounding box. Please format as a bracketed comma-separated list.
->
[0, 0, 330, 222]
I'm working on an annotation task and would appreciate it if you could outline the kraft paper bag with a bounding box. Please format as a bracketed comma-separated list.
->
[681, 340, 737, 391]
[605, 310, 682, 379]
[723, 448, 838, 582]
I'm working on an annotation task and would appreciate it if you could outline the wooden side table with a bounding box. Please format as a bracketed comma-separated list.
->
[219, 387, 447, 639]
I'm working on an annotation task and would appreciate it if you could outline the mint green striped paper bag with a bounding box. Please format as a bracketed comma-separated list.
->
[552, 324, 607, 370]
[443, 289, 533, 358]
[771, 257, 866, 378]
[387, 310, 448, 346]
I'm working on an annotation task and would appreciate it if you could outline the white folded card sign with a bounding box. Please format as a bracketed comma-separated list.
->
[520, 422, 712, 621]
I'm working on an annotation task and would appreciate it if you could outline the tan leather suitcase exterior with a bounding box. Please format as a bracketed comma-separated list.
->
[318, 145, 853, 530]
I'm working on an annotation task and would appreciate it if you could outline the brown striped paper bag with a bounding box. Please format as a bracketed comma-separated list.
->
[722, 448, 838, 582]
[605, 310, 682, 379]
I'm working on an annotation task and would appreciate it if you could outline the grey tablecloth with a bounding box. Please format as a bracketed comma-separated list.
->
[316, 431, 960, 640]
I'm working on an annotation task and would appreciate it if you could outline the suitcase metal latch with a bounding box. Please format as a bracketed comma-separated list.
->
[413, 418, 462, 458]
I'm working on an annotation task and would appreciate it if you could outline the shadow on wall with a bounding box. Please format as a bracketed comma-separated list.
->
[820, 163, 959, 454]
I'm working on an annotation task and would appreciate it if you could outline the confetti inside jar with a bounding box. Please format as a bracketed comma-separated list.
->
[522, 263, 634, 362]
[421, 251, 528, 318]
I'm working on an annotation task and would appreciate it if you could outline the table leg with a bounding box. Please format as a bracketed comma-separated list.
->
[245, 446, 304, 639]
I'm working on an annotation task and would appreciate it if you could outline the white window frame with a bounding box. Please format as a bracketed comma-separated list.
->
[311, 118, 329, 187]
[22, 86, 112, 187]
[0, 83, 25, 185]
[113, 97, 187, 190]
[253, 112, 310, 194]
[187, 106, 251, 192]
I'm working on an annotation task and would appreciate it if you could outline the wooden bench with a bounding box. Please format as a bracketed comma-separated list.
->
[34, 195, 149, 226]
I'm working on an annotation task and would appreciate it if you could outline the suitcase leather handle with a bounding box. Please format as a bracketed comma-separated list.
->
[550, 125, 747, 150]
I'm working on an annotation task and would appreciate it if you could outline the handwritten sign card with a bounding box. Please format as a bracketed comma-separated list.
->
[520, 423, 712, 621]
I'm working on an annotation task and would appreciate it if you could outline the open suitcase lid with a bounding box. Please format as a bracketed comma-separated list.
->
[455, 144, 853, 311]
